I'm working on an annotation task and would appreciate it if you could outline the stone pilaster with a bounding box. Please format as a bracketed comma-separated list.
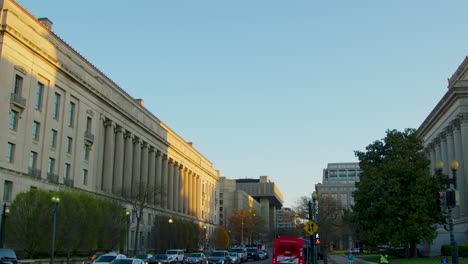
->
[458, 116, 468, 217]
[113, 126, 124, 194]
[141, 142, 149, 187]
[123, 131, 133, 197]
[148, 147, 156, 204]
[155, 151, 163, 207]
[132, 137, 142, 196]
[102, 119, 115, 193]
[168, 159, 174, 211]
[162, 155, 169, 209]
[173, 162, 180, 213]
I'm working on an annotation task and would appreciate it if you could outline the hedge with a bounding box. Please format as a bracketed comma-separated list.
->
[441, 244, 468, 257]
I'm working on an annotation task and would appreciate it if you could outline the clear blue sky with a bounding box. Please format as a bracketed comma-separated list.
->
[18, 0, 468, 207]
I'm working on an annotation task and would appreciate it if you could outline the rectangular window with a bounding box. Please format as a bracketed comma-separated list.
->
[68, 102, 75, 126]
[29, 151, 38, 168]
[48, 158, 55, 174]
[13, 75, 23, 94]
[9, 110, 19, 130]
[3, 181, 13, 202]
[32, 121, 40, 140]
[50, 130, 57, 147]
[82, 169, 88, 185]
[52, 93, 61, 119]
[64, 163, 71, 179]
[66, 137, 72, 153]
[84, 144, 90, 160]
[6, 143, 15, 163]
[35, 82, 44, 110]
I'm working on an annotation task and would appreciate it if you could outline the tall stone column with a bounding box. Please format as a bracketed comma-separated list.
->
[447, 128, 455, 166]
[155, 151, 163, 207]
[173, 163, 180, 213]
[440, 132, 449, 175]
[189, 171, 194, 216]
[102, 119, 115, 193]
[148, 147, 156, 204]
[458, 116, 468, 217]
[429, 144, 435, 174]
[452, 120, 464, 216]
[141, 142, 149, 187]
[168, 160, 174, 211]
[182, 168, 188, 215]
[123, 131, 133, 197]
[196, 175, 201, 219]
[132, 137, 142, 196]
[434, 139, 441, 164]
[113, 126, 124, 195]
[162, 155, 169, 209]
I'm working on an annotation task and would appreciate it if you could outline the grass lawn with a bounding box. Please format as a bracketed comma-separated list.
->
[357, 255, 468, 264]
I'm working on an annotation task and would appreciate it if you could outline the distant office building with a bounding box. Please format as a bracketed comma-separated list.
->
[315, 162, 360, 209]
[219, 176, 283, 244]
[315, 162, 361, 250]
[276, 207, 297, 235]
[417, 56, 468, 256]
[0, 0, 219, 253]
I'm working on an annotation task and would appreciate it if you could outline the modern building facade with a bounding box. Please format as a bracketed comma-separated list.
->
[417, 56, 468, 256]
[276, 207, 296, 231]
[0, 0, 220, 253]
[315, 162, 360, 209]
[315, 162, 361, 250]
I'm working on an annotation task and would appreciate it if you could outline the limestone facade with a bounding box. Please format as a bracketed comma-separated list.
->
[417, 56, 468, 256]
[0, 0, 220, 253]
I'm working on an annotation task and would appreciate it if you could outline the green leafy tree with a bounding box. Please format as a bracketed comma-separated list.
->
[353, 128, 442, 257]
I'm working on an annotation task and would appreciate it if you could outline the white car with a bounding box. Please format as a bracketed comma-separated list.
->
[166, 250, 185, 263]
[93, 253, 127, 264]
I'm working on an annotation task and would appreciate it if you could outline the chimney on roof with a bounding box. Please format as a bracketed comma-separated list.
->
[136, 99, 144, 106]
[187, 142, 194, 147]
[38, 18, 53, 30]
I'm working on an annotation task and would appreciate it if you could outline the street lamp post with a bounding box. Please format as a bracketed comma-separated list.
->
[241, 217, 244, 246]
[168, 218, 173, 249]
[126, 211, 131, 256]
[312, 193, 318, 264]
[435, 160, 459, 264]
[203, 225, 207, 252]
[0, 203, 9, 248]
[50, 196, 60, 264]
[449, 161, 459, 264]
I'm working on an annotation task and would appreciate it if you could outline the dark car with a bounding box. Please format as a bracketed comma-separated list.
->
[208, 251, 230, 264]
[245, 249, 258, 261]
[148, 255, 177, 264]
[83, 252, 105, 264]
[135, 255, 153, 262]
[0, 249, 17, 264]
[257, 250, 268, 259]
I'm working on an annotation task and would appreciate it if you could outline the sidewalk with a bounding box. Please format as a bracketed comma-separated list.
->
[326, 254, 376, 264]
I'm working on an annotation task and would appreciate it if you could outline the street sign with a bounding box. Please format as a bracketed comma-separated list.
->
[304, 220, 319, 235]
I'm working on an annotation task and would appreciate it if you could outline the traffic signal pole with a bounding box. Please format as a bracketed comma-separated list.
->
[308, 201, 314, 264]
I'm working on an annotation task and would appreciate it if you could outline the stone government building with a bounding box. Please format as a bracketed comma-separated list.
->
[0, 0, 220, 253]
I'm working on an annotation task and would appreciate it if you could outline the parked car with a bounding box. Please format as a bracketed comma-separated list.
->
[83, 252, 105, 264]
[228, 248, 246, 263]
[346, 248, 361, 254]
[0, 249, 17, 264]
[166, 250, 185, 263]
[227, 252, 240, 264]
[245, 248, 258, 261]
[208, 251, 230, 264]
[185, 253, 207, 264]
[135, 255, 153, 262]
[148, 255, 177, 264]
[114, 259, 145, 264]
[93, 253, 127, 264]
[256, 251, 266, 260]
[257, 250, 268, 259]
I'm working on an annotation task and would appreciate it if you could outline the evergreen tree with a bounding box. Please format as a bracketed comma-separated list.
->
[353, 128, 442, 257]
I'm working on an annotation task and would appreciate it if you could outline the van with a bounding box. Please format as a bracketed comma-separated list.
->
[0, 249, 17, 264]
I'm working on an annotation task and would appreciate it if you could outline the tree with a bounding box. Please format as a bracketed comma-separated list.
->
[353, 128, 442, 257]
[120, 183, 160, 255]
[228, 209, 264, 245]
[213, 226, 229, 250]
[316, 196, 343, 264]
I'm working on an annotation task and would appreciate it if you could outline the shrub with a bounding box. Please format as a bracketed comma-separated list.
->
[441, 244, 468, 257]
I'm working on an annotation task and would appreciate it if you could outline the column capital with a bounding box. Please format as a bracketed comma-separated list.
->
[156, 150, 162, 157]
[104, 119, 113, 127]
[149, 146, 155, 153]
[142, 141, 149, 149]
[133, 137, 141, 144]
[124, 130, 132, 139]
[115, 125, 124, 134]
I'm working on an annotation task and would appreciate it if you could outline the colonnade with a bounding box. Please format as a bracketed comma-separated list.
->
[98, 117, 204, 218]
[424, 113, 468, 217]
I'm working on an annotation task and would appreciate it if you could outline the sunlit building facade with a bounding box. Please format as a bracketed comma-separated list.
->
[0, 0, 220, 253]
[417, 56, 468, 256]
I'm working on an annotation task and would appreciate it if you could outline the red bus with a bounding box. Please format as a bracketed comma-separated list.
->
[272, 237, 305, 264]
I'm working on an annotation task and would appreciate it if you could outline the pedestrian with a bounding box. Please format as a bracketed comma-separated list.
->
[347, 252, 354, 264]
[379, 252, 389, 264]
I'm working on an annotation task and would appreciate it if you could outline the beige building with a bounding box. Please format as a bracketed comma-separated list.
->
[0, 0, 219, 253]
[417, 56, 468, 256]
[276, 207, 296, 231]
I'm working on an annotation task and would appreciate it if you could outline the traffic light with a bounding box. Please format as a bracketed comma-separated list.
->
[445, 190, 460, 208]
[315, 238, 321, 245]
[435, 191, 446, 212]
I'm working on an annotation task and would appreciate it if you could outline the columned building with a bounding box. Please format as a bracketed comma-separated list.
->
[0, 0, 220, 253]
[417, 56, 468, 256]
